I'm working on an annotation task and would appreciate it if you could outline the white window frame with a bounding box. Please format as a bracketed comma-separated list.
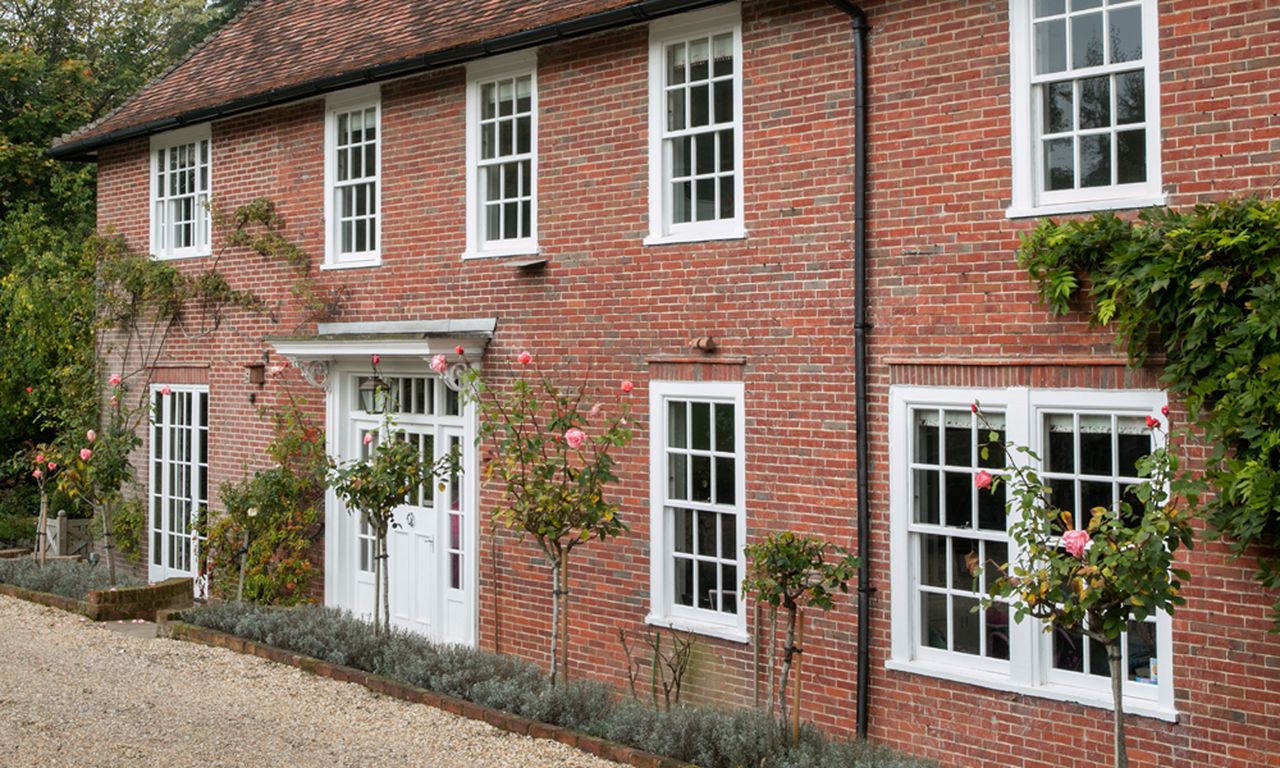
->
[148, 384, 209, 591]
[149, 124, 212, 260]
[647, 380, 748, 642]
[645, 3, 746, 246]
[888, 385, 1177, 721]
[323, 85, 382, 269]
[464, 51, 539, 259]
[1007, 0, 1164, 218]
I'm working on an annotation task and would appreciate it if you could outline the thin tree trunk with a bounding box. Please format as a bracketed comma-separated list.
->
[36, 491, 48, 565]
[102, 498, 117, 586]
[381, 534, 390, 635]
[791, 609, 805, 746]
[1108, 641, 1129, 768]
[766, 606, 778, 719]
[372, 530, 382, 636]
[560, 551, 570, 685]
[548, 555, 560, 684]
[236, 527, 249, 602]
[779, 604, 798, 736]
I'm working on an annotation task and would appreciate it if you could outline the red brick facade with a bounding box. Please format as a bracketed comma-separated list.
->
[91, 1, 1279, 766]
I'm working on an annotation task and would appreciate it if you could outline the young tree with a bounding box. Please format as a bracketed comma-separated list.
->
[742, 531, 858, 742]
[978, 404, 1196, 768]
[464, 350, 633, 684]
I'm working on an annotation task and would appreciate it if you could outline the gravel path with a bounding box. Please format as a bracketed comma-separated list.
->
[0, 594, 616, 768]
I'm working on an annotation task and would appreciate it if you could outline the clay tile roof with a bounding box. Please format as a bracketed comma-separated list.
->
[51, 0, 723, 159]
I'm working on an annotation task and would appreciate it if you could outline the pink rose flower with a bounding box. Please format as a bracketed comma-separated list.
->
[974, 470, 993, 490]
[108, 374, 122, 387]
[1062, 529, 1091, 559]
[80, 448, 92, 461]
[47, 462, 55, 470]
[1160, 405, 1170, 417]
[564, 428, 586, 448]
[363, 432, 375, 445]
[1145, 415, 1159, 429]
[455, 345, 465, 355]
[517, 350, 533, 365]
[589, 403, 604, 418]
[160, 385, 172, 396]
[970, 402, 979, 414]
[86, 430, 96, 443]
[620, 380, 634, 393]
[35, 453, 44, 464]
[431, 354, 448, 374]
[109, 396, 119, 408]
[32, 469, 43, 479]
[25, 386, 32, 393]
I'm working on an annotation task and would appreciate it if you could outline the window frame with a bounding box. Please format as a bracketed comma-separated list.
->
[464, 51, 539, 259]
[147, 384, 209, 588]
[323, 85, 382, 269]
[888, 385, 1177, 721]
[647, 379, 748, 642]
[645, 3, 746, 246]
[149, 124, 212, 260]
[1007, 0, 1164, 218]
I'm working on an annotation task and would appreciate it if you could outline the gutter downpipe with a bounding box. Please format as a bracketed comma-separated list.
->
[827, 0, 872, 741]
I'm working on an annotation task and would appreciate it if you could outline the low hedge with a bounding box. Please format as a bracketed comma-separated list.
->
[184, 602, 933, 768]
[0, 557, 142, 599]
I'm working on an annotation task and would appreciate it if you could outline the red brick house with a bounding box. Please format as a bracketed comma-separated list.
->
[51, 0, 1280, 765]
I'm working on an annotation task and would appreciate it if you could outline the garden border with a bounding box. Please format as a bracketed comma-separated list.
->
[0, 577, 192, 621]
[159, 616, 696, 768]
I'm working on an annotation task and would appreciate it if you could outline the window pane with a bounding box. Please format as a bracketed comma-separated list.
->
[986, 603, 1010, 660]
[517, 116, 531, 154]
[485, 204, 501, 241]
[691, 402, 710, 450]
[978, 481, 1006, 531]
[1080, 133, 1112, 187]
[924, 593, 948, 650]
[714, 80, 732, 123]
[675, 557, 694, 606]
[1035, 19, 1067, 74]
[669, 454, 688, 500]
[1128, 620, 1158, 683]
[1079, 75, 1111, 130]
[695, 132, 714, 175]
[944, 471, 972, 528]
[921, 534, 947, 588]
[689, 37, 709, 80]
[696, 177, 716, 221]
[953, 596, 981, 655]
[481, 123, 495, 160]
[668, 88, 686, 132]
[481, 83, 496, 119]
[499, 120, 513, 155]
[720, 513, 737, 559]
[674, 508, 692, 553]
[718, 129, 734, 171]
[1034, 0, 1064, 16]
[1109, 5, 1143, 63]
[673, 136, 691, 179]
[715, 457, 735, 505]
[697, 560, 717, 610]
[691, 455, 712, 502]
[1081, 480, 1113, 517]
[1044, 81, 1074, 134]
[690, 84, 709, 127]
[915, 413, 940, 464]
[1045, 137, 1074, 191]
[1053, 627, 1084, 671]
[944, 414, 971, 466]
[951, 539, 980, 590]
[1072, 12, 1105, 68]
[712, 33, 733, 76]
[669, 401, 687, 447]
[696, 510, 716, 556]
[1116, 129, 1146, 184]
[719, 177, 734, 220]
[668, 42, 686, 84]
[714, 403, 734, 451]
[516, 75, 532, 113]
[720, 564, 738, 613]
[673, 180, 692, 224]
[913, 469, 940, 525]
[1115, 71, 1145, 124]
[1117, 421, 1149, 476]
[503, 202, 518, 239]
[1080, 415, 1113, 475]
[984, 541, 1008, 588]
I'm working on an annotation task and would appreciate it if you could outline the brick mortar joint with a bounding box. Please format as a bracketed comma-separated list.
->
[162, 620, 696, 768]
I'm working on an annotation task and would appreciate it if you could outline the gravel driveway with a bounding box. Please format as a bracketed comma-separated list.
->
[0, 594, 616, 768]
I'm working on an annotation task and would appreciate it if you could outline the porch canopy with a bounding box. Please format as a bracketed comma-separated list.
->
[267, 318, 496, 389]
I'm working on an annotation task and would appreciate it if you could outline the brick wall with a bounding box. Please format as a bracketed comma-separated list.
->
[91, 0, 1279, 766]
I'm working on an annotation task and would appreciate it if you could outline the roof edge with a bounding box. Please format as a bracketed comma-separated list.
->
[48, 0, 727, 162]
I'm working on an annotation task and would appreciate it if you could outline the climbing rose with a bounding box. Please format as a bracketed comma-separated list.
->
[431, 354, 448, 374]
[564, 428, 586, 448]
[517, 350, 533, 365]
[455, 345, 465, 355]
[1062, 529, 1091, 559]
[1161, 405, 1170, 417]
[25, 386, 32, 393]
[108, 374, 122, 387]
[974, 470, 993, 490]
[109, 396, 119, 408]
[620, 380, 634, 393]
[32, 469, 42, 479]
[160, 385, 172, 396]
[363, 432, 375, 445]
[79, 448, 92, 461]
[371, 354, 380, 366]
[35, 453, 44, 464]
[589, 403, 604, 418]
[1145, 415, 1159, 428]
[86, 430, 96, 444]
[47, 462, 55, 470]
[970, 402, 979, 414]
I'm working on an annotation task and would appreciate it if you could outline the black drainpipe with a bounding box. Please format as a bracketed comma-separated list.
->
[827, 0, 872, 741]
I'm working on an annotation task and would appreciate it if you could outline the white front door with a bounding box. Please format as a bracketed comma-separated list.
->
[334, 367, 476, 645]
[148, 385, 208, 595]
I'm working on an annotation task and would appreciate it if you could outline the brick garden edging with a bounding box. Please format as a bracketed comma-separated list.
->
[0, 577, 193, 621]
[160, 618, 695, 768]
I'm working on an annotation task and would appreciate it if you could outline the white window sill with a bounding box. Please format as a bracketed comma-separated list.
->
[153, 250, 212, 262]
[643, 227, 747, 247]
[1006, 194, 1167, 219]
[461, 243, 541, 260]
[322, 257, 382, 271]
[884, 657, 1178, 723]
[646, 612, 750, 644]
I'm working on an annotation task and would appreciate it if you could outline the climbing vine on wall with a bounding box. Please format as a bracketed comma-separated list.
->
[1016, 197, 1280, 624]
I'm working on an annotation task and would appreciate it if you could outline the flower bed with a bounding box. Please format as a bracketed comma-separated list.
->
[178, 603, 933, 768]
[0, 559, 191, 620]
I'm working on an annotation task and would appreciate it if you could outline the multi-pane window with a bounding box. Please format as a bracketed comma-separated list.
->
[149, 386, 208, 581]
[465, 53, 537, 258]
[1009, 0, 1162, 216]
[150, 126, 211, 259]
[325, 88, 380, 267]
[649, 380, 746, 638]
[648, 5, 743, 244]
[889, 387, 1176, 719]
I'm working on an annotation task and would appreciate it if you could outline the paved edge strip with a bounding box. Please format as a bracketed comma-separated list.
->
[160, 618, 696, 768]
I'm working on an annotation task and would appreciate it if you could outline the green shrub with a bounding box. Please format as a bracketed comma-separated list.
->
[0, 558, 142, 599]
[0, 513, 36, 548]
[182, 603, 935, 768]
